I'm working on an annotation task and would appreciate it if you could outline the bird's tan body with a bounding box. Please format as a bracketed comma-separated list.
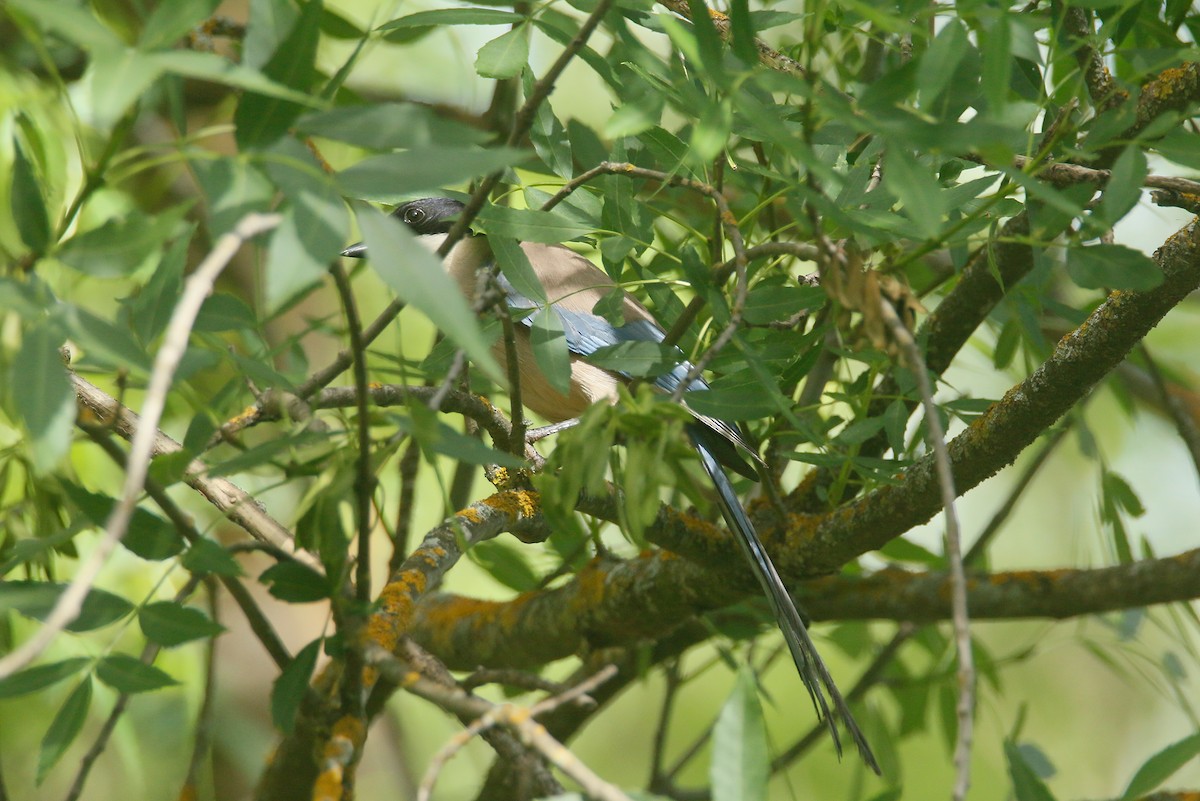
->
[426, 234, 657, 423]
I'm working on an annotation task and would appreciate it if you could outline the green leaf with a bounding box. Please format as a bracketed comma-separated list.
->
[13, 322, 74, 472]
[60, 305, 152, 373]
[684, 0, 726, 84]
[1066, 244, 1162, 291]
[37, 677, 92, 784]
[918, 19, 969, 111]
[586, 342, 680, 378]
[56, 209, 183, 278]
[11, 134, 51, 254]
[60, 481, 183, 561]
[1005, 740, 1058, 801]
[0, 523, 86, 577]
[470, 540, 539, 591]
[181, 538, 245, 577]
[748, 10, 803, 29]
[128, 227, 190, 344]
[727, 0, 757, 64]
[95, 653, 178, 693]
[529, 308, 573, 396]
[271, 638, 321, 733]
[474, 205, 591, 244]
[194, 293, 260, 332]
[260, 561, 332, 602]
[711, 667, 768, 801]
[884, 149, 944, 240]
[397, 413, 526, 468]
[1099, 147, 1147, 226]
[7, 0, 122, 50]
[354, 203, 504, 383]
[263, 203, 334, 310]
[139, 601, 225, 646]
[489, 235, 548, 303]
[88, 46, 164, 130]
[475, 24, 531, 79]
[151, 50, 323, 106]
[689, 97, 733, 164]
[0, 581, 134, 632]
[140, 0, 222, 47]
[243, 0, 299, 69]
[1120, 733, 1200, 799]
[380, 8, 524, 30]
[336, 147, 526, 202]
[527, 72, 573, 179]
[261, 138, 350, 308]
[319, 8, 365, 39]
[684, 387, 776, 421]
[234, 0, 323, 150]
[742, 282, 825, 325]
[297, 103, 487, 150]
[0, 658, 91, 699]
[191, 158, 274, 238]
[979, 13, 1012, 113]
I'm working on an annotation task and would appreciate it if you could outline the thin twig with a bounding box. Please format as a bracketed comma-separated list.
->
[368, 648, 625, 801]
[392, 439, 422, 572]
[498, 292, 528, 456]
[460, 669, 573, 694]
[0, 212, 280, 680]
[330, 262, 374, 720]
[64, 576, 203, 801]
[180, 580, 220, 799]
[648, 661, 683, 793]
[82, 428, 293, 669]
[71, 373, 312, 564]
[1138, 344, 1200, 485]
[878, 299, 973, 801]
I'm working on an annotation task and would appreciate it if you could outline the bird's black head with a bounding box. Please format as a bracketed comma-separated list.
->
[391, 197, 465, 236]
[342, 197, 465, 258]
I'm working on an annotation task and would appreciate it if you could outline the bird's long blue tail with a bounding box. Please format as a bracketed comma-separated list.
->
[690, 431, 880, 774]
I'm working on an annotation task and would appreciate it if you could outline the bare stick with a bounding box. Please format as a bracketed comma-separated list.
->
[0, 212, 280, 680]
[878, 298, 973, 801]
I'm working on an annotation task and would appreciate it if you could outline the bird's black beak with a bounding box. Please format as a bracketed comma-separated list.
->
[341, 241, 367, 259]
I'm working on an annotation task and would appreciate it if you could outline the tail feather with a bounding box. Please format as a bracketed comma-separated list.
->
[690, 432, 880, 774]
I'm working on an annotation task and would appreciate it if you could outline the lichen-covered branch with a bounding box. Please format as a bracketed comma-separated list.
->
[406, 546, 1200, 670]
[256, 489, 547, 801]
[799, 548, 1200, 621]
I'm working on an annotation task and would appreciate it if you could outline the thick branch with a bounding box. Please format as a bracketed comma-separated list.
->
[800, 548, 1200, 621]
[410, 547, 1200, 670]
[800, 217, 1200, 570]
[70, 373, 314, 567]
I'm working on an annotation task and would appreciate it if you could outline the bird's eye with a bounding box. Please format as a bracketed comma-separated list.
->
[403, 207, 426, 225]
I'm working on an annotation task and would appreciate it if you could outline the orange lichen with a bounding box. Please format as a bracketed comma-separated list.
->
[332, 716, 364, 751]
[421, 596, 504, 642]
[312, 769, 342, 801]
[482, 489, 540, 518]
[367, 573, 425, 650]
[225, 405, 259, 426]
[458, 507, 484, 524]
[572, 562, 609, 609]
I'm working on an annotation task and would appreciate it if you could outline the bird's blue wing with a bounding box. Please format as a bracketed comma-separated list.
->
[495, 273, 703, 395]
[496, 272, 758, 476]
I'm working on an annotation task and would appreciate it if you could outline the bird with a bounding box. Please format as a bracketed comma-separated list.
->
[342, 196, 880, 773]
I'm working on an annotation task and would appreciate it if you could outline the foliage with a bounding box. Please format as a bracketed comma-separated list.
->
[1, 0, 1200, 799]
